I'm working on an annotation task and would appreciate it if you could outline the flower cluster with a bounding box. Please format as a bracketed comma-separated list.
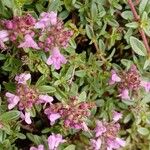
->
[30, 133, 65, 150]
[0, 12, 73, 70]
[44, 99, 95, 130]
[91, 112, 125, 150]
[5, 73, 53, 124]
[109, 65, 150, 100]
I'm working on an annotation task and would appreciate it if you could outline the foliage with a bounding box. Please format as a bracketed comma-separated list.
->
[0, 0, 150, 150]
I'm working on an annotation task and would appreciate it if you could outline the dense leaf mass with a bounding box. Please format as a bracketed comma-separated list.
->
[1, 0, 150, 150]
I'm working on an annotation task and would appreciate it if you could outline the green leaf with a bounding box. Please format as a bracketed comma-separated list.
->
[0, 54, 6, 60]
[75, 70, 86, 77]
[78, 91, 86, 103]
[139, 0, 149, 15]
[64, 145, 76, 150]
[0, 110, 20, 122]
[48, 0, 62, 11]
[27, 133, 42, 145]
[86, 25, 94, 39]
[130, 36, 147, 56]
[91, 2, 98, 21]
[121, 11, 134, 20]
[143, 59, 150, 70]
[123, 114, 132, 123]
[137, 127, 149, 135]
[125, 22, 139, 29]
[38, 85, 56, 93]
[70, 83, 78, 96]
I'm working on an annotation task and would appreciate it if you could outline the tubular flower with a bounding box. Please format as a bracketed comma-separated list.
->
[46, 47, 67, 70]
[48, 133, 65, 150]
[18, 34, 40, 49]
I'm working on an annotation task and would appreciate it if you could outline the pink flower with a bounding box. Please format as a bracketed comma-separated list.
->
[30, 145, 44, 150]
[35, 12, 57, 29]
[107, 138, 125, 150]
[109, 70, 121, 85]
[44, 108, 61, 125]
[46, 47, 67, 70]
[0, 30, 9, 49]
[48, 113, 61, 125]
[5, 92, 20, 109]
[21, 112, 32, 124]
[38, 94, 53, 104]
[81, 122, 89, 131]
[48, 133, 65, 150]
[119, 89, 130, 100]
[140, 81, 150, 92]
[91, 138, 102, 150]
[15, 73, 31, 85]
[18, 34, 40, 49]
[95, 121, 107, 137]
[113, 111, 122, 122]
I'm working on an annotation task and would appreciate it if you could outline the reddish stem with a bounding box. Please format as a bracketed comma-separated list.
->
[128, 0, 150, 53]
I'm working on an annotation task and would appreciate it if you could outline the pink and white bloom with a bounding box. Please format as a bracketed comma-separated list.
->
[95, 121, 107, 137]
[38, 94, 53, 104]
[119, 89, 130, 100]
[109, 70, 121, 85]
[48, 133, 65, 150]
[5, 92, 20, 109]
[140, 81, 150, 92]
[91, 138, 102, 150]
[15, 73, 31, 85]
[30, 145, 44, 150]
[46, 47, 67, 70]
[48, 113, 61, 125]
[107, 138, 125, 150]
[0, 30, 9, 49]
[113, 111, 122, 122]
[81, 122, 89, 131]
[21, 112, 32, 124]
[18, 34, 40, 49]
[35, 12, 57, 29]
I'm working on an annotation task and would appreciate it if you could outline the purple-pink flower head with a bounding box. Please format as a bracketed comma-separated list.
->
[119, 89, 130, 100]
[20, 111, 32, 124]
[93, 120, 125, 150]
[30, 145, 44, 150]
[35, 12, 57, 29]
[0, 30, 9, 49]
[48, 133, 65, 150]
[18, 34, 40, 50]
[107, 137, 125, 150]
[44, 108, 61, 125]
[15, 73, 31, 85]
[113, 111, 122, 122]
[140, 81, 150, 92]
[38, 94, 53, 104]
[46, 47, 67, 70]
[95, 121, 107, 137]
[5, 92, 20, 110]
[109, 70, 121, 85]
[90, 138, 102, 150]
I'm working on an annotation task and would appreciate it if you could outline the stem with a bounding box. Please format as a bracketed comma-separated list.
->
[93, 41, 107, 62]
[68, 66, 76, 85]
[128, 0, 150, 53]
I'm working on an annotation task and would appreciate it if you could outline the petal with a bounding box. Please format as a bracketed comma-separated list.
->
[39, 95, 53, 104]
[24, 112, 32, 124]
[119, 89, 130, 100]
[112, 74, 121, 82]
[46, 56, 53, 65]
[49, 113, 61, 125]
[116, 138, 126, 147]
[113, 111, 122, 122]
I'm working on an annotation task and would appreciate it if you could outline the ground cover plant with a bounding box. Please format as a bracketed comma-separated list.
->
[1, 0, 150, 149]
